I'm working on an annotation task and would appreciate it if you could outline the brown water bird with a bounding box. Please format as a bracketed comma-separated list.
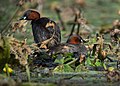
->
[20, 9, 61, 48]
[49, 34, 87, 63]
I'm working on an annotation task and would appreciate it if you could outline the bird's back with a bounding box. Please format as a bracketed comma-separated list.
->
[31, 17, 61, 48]
[49, 43, 87, 55]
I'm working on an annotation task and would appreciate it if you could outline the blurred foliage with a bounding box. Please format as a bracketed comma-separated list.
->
[0, 36, 10, 70]
[0, 0, 120, 43]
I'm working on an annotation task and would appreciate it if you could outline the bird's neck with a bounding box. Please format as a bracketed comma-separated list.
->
[31, 17, 50, 27]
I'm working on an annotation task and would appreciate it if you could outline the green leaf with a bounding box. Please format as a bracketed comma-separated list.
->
[53, 65, 64, 72]
[64, 57, 73, 63]
[0, 36, 10, 70]
[64, 53, 73, 58]
[53, 64, 74, 72]
[54, 57, 64, 64]
[95, 61, 101, 67]
[85, 57, 92, 66]
[63, 64, 74, 72]
[75, 64, 87, 72]
[102, 62, 107, 70]
[108, 67, 114, 71]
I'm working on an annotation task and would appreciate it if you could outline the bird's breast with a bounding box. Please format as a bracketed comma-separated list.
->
[32, 23, 50, 43]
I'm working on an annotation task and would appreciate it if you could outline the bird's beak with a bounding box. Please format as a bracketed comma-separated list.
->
[19, 16, 27, 20]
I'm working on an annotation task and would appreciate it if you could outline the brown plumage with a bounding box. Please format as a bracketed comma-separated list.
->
[48, 34, 87, 64]
[49, 34, 87, 56]
[20, 9, 61, 48]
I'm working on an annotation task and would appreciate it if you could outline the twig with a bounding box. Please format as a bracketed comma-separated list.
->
[0, 0, 28, 35]
[1, 6, 21, 35]
[40, 28, 56, 48]
[69, 14, 78, 36]
[66, 14, 78, 43]
[67, 58, 78, 65]
[55, 7, 66, 31]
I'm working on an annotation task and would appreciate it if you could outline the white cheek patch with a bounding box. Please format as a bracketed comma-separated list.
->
[23, 16, 26, 19]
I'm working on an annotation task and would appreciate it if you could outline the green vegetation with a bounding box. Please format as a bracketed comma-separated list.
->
[0, 0, 120, 86]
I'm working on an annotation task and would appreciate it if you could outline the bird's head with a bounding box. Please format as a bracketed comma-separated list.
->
[20, 9, 40, 20]
[67, 34, 83, 44]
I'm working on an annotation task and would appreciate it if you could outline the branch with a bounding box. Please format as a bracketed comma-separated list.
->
[40, 29, 56, 49]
